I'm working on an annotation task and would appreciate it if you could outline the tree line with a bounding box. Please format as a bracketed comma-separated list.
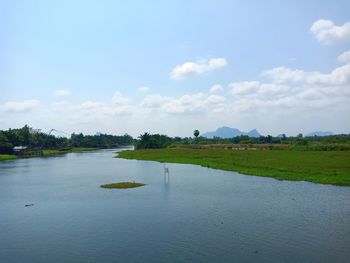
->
[1, 126, 349, 154]
[135, 131, 350, 150]
[0, 125, 133, 154]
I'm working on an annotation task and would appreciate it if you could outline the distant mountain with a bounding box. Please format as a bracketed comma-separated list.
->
[305, 131, 334, 137]
[202, 126, 262, 138]
[246, 129, 261, 138]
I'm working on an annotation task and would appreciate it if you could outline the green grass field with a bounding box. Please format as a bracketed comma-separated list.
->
[0, 154, 17, 161]
[118, 148, 350, 186]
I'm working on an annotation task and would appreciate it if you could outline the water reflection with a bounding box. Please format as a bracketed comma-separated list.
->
[164, 172, 170, 191]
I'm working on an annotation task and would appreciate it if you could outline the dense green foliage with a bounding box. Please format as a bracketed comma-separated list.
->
[118, 148, 350, 186]
[193, 130, 200, 138]
[0, 125, 133, 154]
[136, 133, 174, 149]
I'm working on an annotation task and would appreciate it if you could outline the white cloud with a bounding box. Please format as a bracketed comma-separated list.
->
[141, 93, 226, 114]
[262, 63, 350, 86]
[1, 99, 40, 112]
[229, 81, 260, 95]
[209, 84, 223, 93]
[138, 86, 150, 92]
[262, 67, 305, 83]
[223, 57, 350, 119]
[53, 89, 71, 97]
[338, 50, 350, 63]
[141, 95, 171, 108]
[112, 91, 131, 105]
[170, 57, 227, 80]
[306, 63, 350, 85]
[162, 93, 206, 113]
[205, 95, 226, 104]
[310, 19, 350, 44]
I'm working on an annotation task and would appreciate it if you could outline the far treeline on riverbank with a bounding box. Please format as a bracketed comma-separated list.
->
[0, 125, 133, 160]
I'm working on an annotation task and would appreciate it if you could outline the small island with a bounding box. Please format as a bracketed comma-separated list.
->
[100, 182, 146, 189]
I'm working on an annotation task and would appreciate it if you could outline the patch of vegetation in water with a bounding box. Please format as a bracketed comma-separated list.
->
[100, 182, 146, 189]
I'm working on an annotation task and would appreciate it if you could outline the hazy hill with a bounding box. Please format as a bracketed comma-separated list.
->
[305, 131, 334, 137]
[202, 126, 262, 138]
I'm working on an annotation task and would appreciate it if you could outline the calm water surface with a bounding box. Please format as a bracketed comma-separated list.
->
[0, 149, 349, 263]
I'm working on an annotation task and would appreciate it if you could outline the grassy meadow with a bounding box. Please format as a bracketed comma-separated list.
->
[118, 148, 350, 186]
[0, 154, 17, 161]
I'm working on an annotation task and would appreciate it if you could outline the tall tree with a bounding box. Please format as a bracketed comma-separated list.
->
[193, 130, 200, 139]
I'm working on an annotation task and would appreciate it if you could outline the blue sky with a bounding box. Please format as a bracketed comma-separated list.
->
[1, 0, 350, 136]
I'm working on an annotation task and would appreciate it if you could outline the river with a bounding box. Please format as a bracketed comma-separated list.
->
[0, 148, 349, 263]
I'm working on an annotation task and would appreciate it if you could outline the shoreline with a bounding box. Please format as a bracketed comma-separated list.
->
[0, 147, 97, 162]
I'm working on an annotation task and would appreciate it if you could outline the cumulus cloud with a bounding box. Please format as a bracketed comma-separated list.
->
[1, 99, 40, 112]
[262, 63, 350, 86]
[226, 61, 350, 115]
[209, 84, 223, 93]
[170, 57, 227, 80]
[53, 89, 71, 97]
[141, 95, 171, 108]
[310, 19, 350, 44]
[141, 92, 226, 114]
[338, 50, 350, 63]
[229, 81, 260, 95]
[138, 86, 150, 92]
[51, 92, 135, 121]
[112, 91, 131, 105]
[262, 67, 305, 83]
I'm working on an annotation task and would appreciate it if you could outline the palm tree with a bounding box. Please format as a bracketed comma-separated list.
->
[193, 130, 200, 139]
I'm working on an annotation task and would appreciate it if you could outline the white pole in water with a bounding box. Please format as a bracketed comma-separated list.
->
[163, 163, 170, 185]
[163, 163, 169, 175]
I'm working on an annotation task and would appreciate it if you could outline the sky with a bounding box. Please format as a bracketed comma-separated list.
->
[1, 0, 350, 137]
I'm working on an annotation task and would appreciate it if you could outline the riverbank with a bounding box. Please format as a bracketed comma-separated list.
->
[0, 147, 97, 161]
[42, 147, 97, 155]
[117, 148, 350, 186]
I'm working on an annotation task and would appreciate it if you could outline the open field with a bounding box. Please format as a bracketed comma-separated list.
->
[118, 148, 350, 186]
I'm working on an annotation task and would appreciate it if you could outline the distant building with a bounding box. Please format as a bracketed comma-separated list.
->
[13, 146, 28, 153]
